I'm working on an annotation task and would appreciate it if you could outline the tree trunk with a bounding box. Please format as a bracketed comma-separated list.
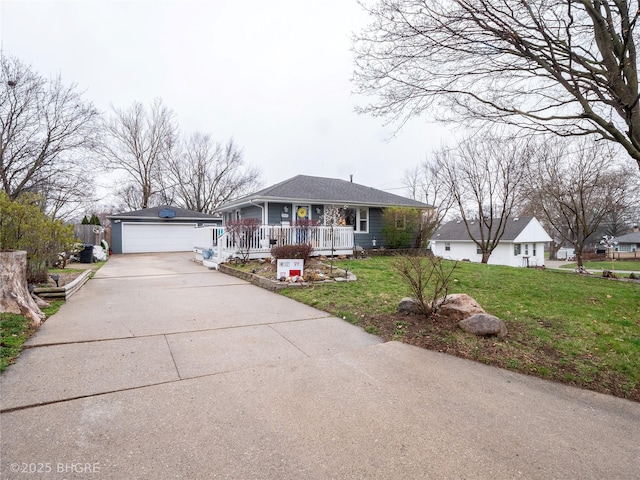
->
[0, 251, 45, 327]
[481, 251, 491, 264]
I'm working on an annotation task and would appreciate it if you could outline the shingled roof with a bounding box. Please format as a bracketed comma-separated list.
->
[615, 231, 640, 243]
[219, 175, 432, 210]
[434, 217, 539, 241]
[108, 205, 220, 220]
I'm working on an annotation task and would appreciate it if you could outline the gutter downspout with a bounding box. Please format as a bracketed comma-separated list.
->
[249, 199, 266, 224]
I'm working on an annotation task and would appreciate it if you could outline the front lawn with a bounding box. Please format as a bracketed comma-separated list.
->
[1, 262, 103, 372]
[1, 301, 63, 372]
[281, 257, 640, 401]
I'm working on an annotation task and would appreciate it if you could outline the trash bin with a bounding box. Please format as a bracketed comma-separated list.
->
[80, 244, 93, 263]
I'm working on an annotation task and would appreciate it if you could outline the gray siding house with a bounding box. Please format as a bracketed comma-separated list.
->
[216, 175, 433, 249]
[613, 230, 640, 258]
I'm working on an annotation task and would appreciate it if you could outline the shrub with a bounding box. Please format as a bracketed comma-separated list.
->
[382, 207, 417, 248]
[270, 244, 314, 262]
[381, 206, 440, 249]
[0, 192, 75, 283]
[391, 253, 458, 319]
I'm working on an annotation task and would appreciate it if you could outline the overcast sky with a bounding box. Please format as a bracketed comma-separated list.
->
[1, 0, 452, 200]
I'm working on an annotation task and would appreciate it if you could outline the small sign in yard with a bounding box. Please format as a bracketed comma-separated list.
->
[277, 259, 304, 279]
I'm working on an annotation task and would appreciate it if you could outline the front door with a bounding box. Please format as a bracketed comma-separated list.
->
[295, 205, 310, 223]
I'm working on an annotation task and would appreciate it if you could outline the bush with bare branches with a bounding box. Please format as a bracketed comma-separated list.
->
[392, 254, 457, 319]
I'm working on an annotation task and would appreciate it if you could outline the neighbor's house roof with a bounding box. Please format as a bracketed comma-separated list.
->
[217, 175, 433, 211]
[108, 205, 221, 221]
[615, 231, 640, 244]
[434, 216, 552, 242]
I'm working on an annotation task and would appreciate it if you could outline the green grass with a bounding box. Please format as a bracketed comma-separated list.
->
[281, 256, 640, 400]
[559, 260, 640, 271]
[1, 300, 64, 372]
[2, 260, 105, 372]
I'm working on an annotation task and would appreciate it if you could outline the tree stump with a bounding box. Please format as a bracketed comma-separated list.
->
[0, 250, 45, 327]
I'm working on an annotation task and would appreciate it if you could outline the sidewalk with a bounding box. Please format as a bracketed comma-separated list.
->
[546, 259, 639, 274]
[1, 253, 639, 479]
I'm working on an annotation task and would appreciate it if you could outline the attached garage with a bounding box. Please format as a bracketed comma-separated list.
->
[109, 206, 221, 254]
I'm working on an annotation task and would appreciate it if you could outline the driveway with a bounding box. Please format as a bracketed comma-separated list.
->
[1, 253, 638, 479]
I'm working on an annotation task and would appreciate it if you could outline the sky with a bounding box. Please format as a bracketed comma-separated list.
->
[1, 0, 453, 201]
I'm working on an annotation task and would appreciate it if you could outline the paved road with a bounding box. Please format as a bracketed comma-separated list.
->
[1, 253, 639, 479]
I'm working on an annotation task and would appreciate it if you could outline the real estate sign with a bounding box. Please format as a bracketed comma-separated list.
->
[277, 259, 304, 279]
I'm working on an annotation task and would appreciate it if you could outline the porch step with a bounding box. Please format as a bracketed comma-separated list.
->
[203, 258, 220, 270]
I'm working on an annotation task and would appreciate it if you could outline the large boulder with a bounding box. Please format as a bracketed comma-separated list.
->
[459, 314, 507, 338]
[398, 297, 421, 315]
[435, 293, 485, 321]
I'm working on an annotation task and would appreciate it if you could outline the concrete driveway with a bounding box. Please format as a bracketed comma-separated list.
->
[1, 253, 638, 479]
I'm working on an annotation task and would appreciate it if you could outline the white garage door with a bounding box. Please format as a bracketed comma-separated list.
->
[122, 222, 197, 253]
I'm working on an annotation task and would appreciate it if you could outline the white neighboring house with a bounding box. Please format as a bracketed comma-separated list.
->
[431, 216, 552, 267]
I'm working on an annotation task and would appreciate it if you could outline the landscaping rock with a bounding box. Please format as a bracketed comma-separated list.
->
[574, 266, 592, 275]
[435, 293, 485, 321]
[398, 297, 421, 315]
[459, 314, 507, 338]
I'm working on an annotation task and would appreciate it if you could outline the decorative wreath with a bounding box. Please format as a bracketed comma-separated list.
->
[297, 207, 308, 218]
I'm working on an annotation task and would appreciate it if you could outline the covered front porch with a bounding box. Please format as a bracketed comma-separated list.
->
[194, 224, 355, 269]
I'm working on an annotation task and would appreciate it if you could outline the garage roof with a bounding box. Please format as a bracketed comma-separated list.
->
[108, 205, 221, 221]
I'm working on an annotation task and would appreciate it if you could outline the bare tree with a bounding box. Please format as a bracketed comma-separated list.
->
[36, 166, 96, 219]
[320, 204, 345, 272]
[403, 155, 454, 229]
[353, 0, 640, 169]
[165, 134, 261, 214]
[0, 55, 100, 216]
[225, 218, 262, 263]
[435, 133, 532, 263]
[403, 165, 421, 201]
[101, 98, 177, 209]
[526, 137, 636, 267]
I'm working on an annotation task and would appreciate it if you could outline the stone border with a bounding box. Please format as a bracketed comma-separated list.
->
[33, 269, 93, 300]
[218, 264, 356, 291]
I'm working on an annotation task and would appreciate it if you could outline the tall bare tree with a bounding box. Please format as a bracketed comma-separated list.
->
[435, 133, 532, 263]
[525, 137, 636, 266]
[101, 98, 177, 209]
[403, 156, 454, 229]
[353, 0, 640, 169]
[0, 55, 100, 217]
[164, 134, 261, 214]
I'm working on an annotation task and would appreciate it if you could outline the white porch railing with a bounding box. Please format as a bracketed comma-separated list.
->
[194, 225, 354, 267]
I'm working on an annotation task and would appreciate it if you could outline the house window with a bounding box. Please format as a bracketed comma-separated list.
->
[476, 246, 482, 254]
[445, 242, 451, 251]
[514, 244, 521, 255]
[524, 244, 529, 255]
[341, 207, 369, 233]
[358, 208, 368, 233]
[532, 244, 537, 256]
